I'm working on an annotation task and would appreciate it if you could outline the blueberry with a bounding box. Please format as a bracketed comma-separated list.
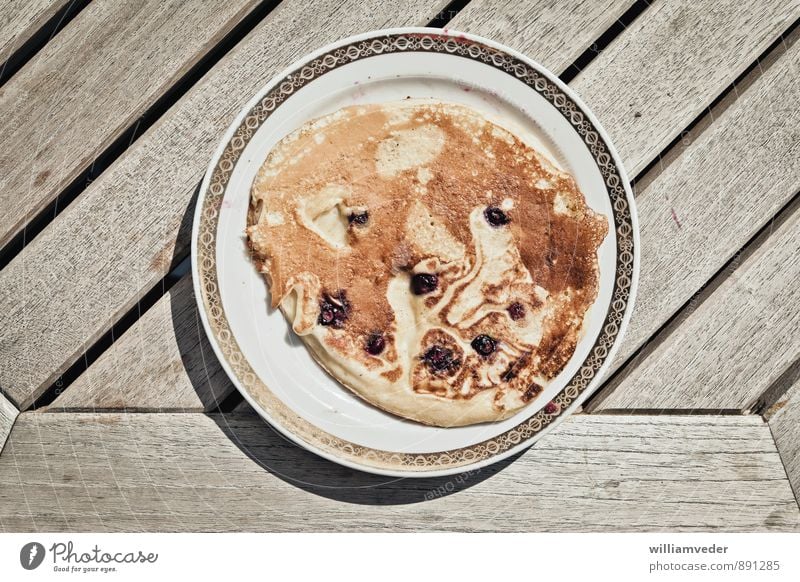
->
[484, 206, 510, 227]
[411, 273, 438, 295]
[319, 308, 335, 325]
[365, 332, 385, 355]
[422, 345, 460, 374]
[543, 401, 559, 415]
[471, 334, 496, 356]
[318, 290, 350, 328]
[348, 211, 369, 226]
[507, 302, 525, 321]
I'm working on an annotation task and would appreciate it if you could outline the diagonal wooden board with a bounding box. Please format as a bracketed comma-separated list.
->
[449, 0, 637, 68]
[0, 0, 71, 67]
[46, 0, 638, 412]
[767, 373, 800, 507]
[0, 392, 17, 454]
[593, 196, 799, 411]
[567, 0, 798, 177]
[48, 0, 799, 412]
[0, 0, 264, 249]
[0, 413, 797, 532]
[587, 31, 800, 410]
[50, 274, 233, 411]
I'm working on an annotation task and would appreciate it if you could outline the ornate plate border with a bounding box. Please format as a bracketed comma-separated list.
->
[194, 30, 637, 475]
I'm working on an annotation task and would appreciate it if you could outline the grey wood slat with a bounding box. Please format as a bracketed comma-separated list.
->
[567, 0, 799, 177]
[45, 0, 629, 410]
[0, 0, 264, 249]
[0, 0, 70, 67]
[0, 413, 797, 531]
[593, 196, 799, 411]
[586, 29, 800, 410]
[449, 0, 637, 70]
[767, 374, 800, 506]
[0, 392, 18, 454]
[49, 274, 232, 411]
[0, 0, 454, 411]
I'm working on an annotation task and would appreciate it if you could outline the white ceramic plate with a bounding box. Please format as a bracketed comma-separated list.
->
[192, 28, 639, 477]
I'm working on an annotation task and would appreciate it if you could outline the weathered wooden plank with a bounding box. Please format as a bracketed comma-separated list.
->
[44, 0, 633, 412]
[0, 392, 17, 454]
[568, 0, 798, 177]
[5, 0, 794, 411]
[0, 0, 263, 249]
[449, 0, 637, 70]
[586, 29, 800, 410]
[593, 198, 800, 411]
[0, 0, 453, 410]
[767, 373, 800, 506]
[0, 0, 70, 68]
[0, 413, 797, 532]
[48, 274, 232, 411]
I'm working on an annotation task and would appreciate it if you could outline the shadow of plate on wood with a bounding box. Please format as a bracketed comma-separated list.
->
[210, 411, 522, 505]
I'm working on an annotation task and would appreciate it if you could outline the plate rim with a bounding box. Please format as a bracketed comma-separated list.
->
[191, 26, 641, 478]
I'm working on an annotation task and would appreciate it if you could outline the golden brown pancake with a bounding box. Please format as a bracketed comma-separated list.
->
[246, 101, 608, 426]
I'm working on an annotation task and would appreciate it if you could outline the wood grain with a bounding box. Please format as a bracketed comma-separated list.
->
[44, 0, 633, 412]
[568, 0, 798, 177]
[450, 0, 637, 70]
[48, 274, 232, 411]
[0, 413, 797, 532]
[51, 2, 800, 413]
[767, 374, 800, 506]
[587, 30, 800, 410]
[4, 0, 794, 411]
[0, 392, 17, 454]
[594, 198, 800, 411]
[0, 0, 453, 410]
[0, 0, 70, 67]
[0, 0, 263, 248]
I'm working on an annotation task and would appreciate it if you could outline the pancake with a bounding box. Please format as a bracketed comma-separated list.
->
[246, 100, 608, 427]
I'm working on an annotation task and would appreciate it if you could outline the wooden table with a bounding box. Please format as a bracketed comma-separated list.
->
[1, 0, 798, 532]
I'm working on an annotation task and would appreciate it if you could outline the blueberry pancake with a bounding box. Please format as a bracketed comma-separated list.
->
[246, 101, 608, 427]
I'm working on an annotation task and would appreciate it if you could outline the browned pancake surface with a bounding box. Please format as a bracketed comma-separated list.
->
[247, 101, 607, 425]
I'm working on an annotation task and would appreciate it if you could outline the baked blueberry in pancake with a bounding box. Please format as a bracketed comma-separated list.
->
[246, 101, 608, 426]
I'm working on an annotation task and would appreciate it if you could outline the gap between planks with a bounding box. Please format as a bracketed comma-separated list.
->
[764, 374, 800, 508]
[38, 0, 642, 412]
[0, 0, 480, 268]
[0, 0, 90, 85]
[50, 0, 800, 414]
[0, 0, 279, 265]
[0, 391, 19, 454]
[6, 0, 638, 412]
[582, 24, 800, 412]
[3, 0, 796, 412]
[753, 357, 800, 416]
[588, 191, 800, 411]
